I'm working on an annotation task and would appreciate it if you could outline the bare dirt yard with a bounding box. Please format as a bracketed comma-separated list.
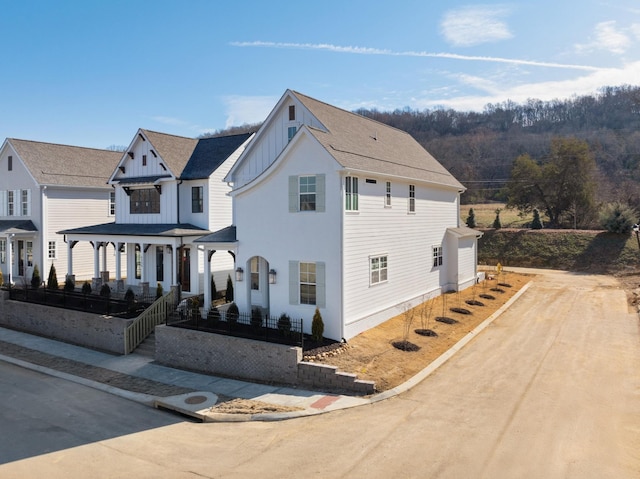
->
[305, 270, 532, 392]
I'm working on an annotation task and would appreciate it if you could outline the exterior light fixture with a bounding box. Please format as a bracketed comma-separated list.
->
[269, 269, 277, 284]
[235, 267, 244, 282]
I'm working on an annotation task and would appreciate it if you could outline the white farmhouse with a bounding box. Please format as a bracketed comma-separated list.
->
[0, 139, 121, 286]
[197, 90, 481, 341]
[60, 129, 253, 296]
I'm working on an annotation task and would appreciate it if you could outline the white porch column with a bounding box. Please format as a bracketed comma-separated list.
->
[66, 240, 73, 278]
[171, 245, 178, 285]
[7, 235, 13, 285]
[204, 249, 212, 310]
[140, 243, 147, 282]
[93, 243, 100, 279]
[101, 243, 107, 272]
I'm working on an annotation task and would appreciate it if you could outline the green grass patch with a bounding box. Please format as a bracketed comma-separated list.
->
[461, 203, 532, 228]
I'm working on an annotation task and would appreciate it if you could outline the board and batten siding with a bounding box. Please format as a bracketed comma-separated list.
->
[46, 187, 116, 281]
[233, 134, 343, 340]
[342, 176, 461, 339]
[231, 95, 324, 188]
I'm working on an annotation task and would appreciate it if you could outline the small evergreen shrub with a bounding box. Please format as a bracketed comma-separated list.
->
[492, 209, 502, 229]
[278, 313, 292, 335]
[31, 264, 41, 289]
[225, 274, 234, 303]
[600, 202, 637, 234]
[47, 264, 59, 290]
[156, 282, 164, 299]
[531, 209, 543, 229]
[124, 288, 135, 311]
[211, 277, 218, 302]
[99, 283, 111, 298]
[0, 268, 4, 287]
[81, 281, 92, 295]
[311, 307, 324, 342]
[226, 302, 239, 325]
[251, 307, 263, 329]
[466, 208, 476, 228]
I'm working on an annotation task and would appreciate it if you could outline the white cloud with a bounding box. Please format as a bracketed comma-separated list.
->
[417, 61, 640, 111]
[222, 95, 277, 128]
[575, 21, 632, 55]
[231, 41, 605, 72]
[440, 5, 513, 47]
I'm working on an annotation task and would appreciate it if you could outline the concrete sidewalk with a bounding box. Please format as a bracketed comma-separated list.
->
[0, 277, 531, 422]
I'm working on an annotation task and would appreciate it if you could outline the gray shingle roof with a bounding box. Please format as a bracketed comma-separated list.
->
[292, 91, 465, 189]
[181, 133, 253, 180]
[8, 139, 121, 188]
[59, 222, 210, 237]
[0, 220, 38, 234]
[139, 130, 199, 177]
[194, 225, 236, 243]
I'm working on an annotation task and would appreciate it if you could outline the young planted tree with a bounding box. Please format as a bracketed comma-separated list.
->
[531, 209, 543, 229]
[599, 202, 637, 234]
[31, 265, 41, 289]
[47, 264, 59, 290]
[225, 274, 234, 303]
[211, 276, 218, 303]
[393, 303, 420, 351]
[466, 208, 476, 228]
[492, 209, 502, 229]
[311, 307, 324, 343]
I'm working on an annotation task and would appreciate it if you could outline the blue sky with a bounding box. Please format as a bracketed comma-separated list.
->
[2, 0, 640, 149]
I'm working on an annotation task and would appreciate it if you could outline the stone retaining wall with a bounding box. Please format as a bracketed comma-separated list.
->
[0, 292, 130, 354]
[155, 325, 375, 395]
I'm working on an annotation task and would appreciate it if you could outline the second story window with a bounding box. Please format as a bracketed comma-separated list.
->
[21, 189, 30, 216]
[345, 176, 358, 211]
[192, 186, 203, 213]
[385, 181, 391, 207]
[288, 126, 297, 142]
[408, 184, 415, 213]
[289, 105, 296, 121]
[142, 154, 147, 166]
[7, 191, 14, 216]
[130, 188, 160, 214]
[109, 191, 116, 216]
[48, 241, 57, 259]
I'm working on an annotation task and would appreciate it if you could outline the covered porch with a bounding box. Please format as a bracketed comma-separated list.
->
[59, 222, 212, 297]
[0, 220, 38, 286]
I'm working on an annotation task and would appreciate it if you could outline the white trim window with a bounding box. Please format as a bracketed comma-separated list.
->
[370, 255, 388, 285]
[0, 239, 6, 264]
[289, 175, 325, 213]
[408, 184, 415, 213]
[385, 181, 391, 207]
[345, 176, 358, 211]
[299, 176, 316, 211]
[48, 241, 56, 260]
[433, 245, 443, 267]
[109, 191, 116, 216]
[299, 262, 317, 305]
[7, 191, 14, 216]
[21, 189, 30, 216]
[191, 186, 204, 213]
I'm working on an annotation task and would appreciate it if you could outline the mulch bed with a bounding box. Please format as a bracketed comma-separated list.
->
[414, 328, 438, 337]
[466, 300, 485, 306]
[392, 340, 421, 352]
[435, 316, 458, 324]
[450, 307, 472, 315]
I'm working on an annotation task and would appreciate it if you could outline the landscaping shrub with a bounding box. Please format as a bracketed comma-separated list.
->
[531, 209, 543, 229]
[311, 307, 324, 342]
[211, 276, 217, 302]
[156, 282, 163, 299]
[225, 274, 234, 302]
[124, 288, 135, 311]
[251, 307, 263, 329]
[466, 208, 476, 228]
[47, 264, 59, 290]
[600, 202, 637, 234]
[81, 281, 92, 295]
[492, 209, 502, 229]
[207, 307, 221, 323]
[99, 283, 111, 298]
[226, 302, 239, 324]
[31, 264, 41, 289]
[278, 313, 292, 334]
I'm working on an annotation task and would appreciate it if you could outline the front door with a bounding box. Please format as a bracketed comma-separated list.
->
[249, 256, 269, 313]
[17, 240, 24, 277]
[179, 247, 191, 292]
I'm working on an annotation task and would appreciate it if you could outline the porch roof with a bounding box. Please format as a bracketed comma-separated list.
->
[58, 222, 210, 237]
[446, 226, 484, 238]
[0, 220, 38, 235]
[194, 225, 236, 244]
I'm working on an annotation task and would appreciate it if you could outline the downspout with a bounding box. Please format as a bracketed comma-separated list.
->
[340, 174, 346, 342]
[41, 185, 47, 279]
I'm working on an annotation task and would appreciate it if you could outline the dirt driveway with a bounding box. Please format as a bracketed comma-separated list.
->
[3, 269, 639, 478]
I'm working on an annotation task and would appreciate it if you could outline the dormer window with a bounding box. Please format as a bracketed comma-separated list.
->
[289, 105, 295, 121]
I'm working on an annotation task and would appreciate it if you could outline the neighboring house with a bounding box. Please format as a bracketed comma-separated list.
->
[0, 139, 121, 286]
[59, 129, 253, 296]
[196, 90, 481, 341]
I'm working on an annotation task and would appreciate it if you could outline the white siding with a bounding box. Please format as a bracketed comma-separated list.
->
[231, 95, 324, 188]
[46, 187, 116, 281]
[233, 133, 343, 340]
[180, 179, 208, 229]
[342, 176, 461, 339]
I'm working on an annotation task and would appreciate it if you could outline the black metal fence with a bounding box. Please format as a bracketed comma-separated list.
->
[166, 308, 304, 348]
[8, 286, 154, 318]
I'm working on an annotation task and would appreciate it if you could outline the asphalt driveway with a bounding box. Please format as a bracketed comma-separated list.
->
[3, 269, 639, 478]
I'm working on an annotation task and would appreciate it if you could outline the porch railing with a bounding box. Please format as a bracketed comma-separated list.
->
[124, 290, 175, 354]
